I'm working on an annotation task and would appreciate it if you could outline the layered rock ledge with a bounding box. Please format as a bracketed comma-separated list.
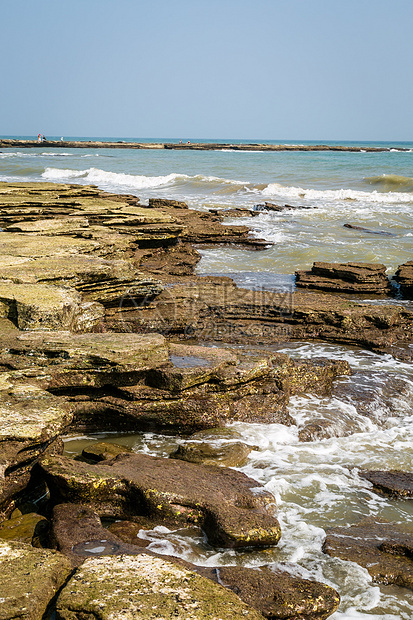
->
[0, 138, 405, 152]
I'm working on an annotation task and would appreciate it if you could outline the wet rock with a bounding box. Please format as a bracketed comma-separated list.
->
[0, 512, 49, 547]
[107, 518, 158, 548]
[170, 441, 253, 467]
[111, 278, 412, 353]
[359, 470, 413, 498]
[0, 539, 72, 620]
[394, 261, 413, 298]
[323, 520, 413, 589]
[81, 441, 133, 462]
[55, 553, 263, 620]
[298, 420, 337, 442]
[254, 202, 314, 212]
[40, 452, 281, 549]
[218, 565, 340, 620]
[343, 223, 395, 236]
[50, 504, 147, 567]
[209, 207, 259, 218]
[295, 261, 392, 295]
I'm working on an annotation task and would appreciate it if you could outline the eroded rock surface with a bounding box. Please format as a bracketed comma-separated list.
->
[218, 565, 340, 620]
[0, 539, 72, 620]
[295, 261, 392, 295]
[55, 553, 264, 620]
[40, 452, 281, 548]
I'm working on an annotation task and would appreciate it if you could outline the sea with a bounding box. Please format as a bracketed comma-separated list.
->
[1, 137, 413, 619]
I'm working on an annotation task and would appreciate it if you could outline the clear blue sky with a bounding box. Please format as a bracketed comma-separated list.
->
[2, 0, 413, 141]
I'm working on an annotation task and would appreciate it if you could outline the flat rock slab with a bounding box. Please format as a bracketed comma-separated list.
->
[56, 553, 263, 620]
[40, 452, 281, 548]
[323, 520, 413, 589]
[0, 255, 162, 306]
[0, 539, 72, 620]
[0, 282, 104, 331]
[359, 469, 413, 498]
[4, 331, 169, 388]
[295, 261, 391, 295]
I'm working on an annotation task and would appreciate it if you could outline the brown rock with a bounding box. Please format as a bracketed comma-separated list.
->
[295, 261, 392, 295]
[81, 441, 133, 462]
[323, 520, 413, 589]
[40, 452, 281, 549]
[218, 565, 340, 620]
[359, 469, 413, 498]
[394, 261, 413, 298]
[170, 441, 253, 467]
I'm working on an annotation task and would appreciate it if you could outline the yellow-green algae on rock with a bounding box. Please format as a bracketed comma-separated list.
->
[56, 553, 264, 620]
[0, 539, 72, 620]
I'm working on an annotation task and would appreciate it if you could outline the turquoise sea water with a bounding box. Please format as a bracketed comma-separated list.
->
[1, 138, 413, 619]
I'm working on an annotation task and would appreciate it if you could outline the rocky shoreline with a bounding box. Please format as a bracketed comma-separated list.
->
[0, 138, 407, 152]
[1, 181, 413, 619]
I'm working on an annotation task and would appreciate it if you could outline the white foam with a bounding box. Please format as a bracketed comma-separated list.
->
[262, 182, 413, 204]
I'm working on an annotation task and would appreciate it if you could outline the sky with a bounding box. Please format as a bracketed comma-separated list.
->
[2, 0, 413, 141]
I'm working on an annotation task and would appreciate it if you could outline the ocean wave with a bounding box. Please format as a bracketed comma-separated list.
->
[364, 174, 413, 192]
[40, 166, 413, 205]
[262, 182, 413, 204]
[42, 167, 191, 189]
[41, 167, 251, 193]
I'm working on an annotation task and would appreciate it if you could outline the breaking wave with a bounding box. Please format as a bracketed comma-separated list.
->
[262, 182, 413, 204]
[41, 167, 251, 193]
[41, 166, 413, 205]
[364, 174, 413, 193]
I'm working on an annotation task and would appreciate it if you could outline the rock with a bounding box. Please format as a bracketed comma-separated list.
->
[394, 261, 413, 298]
[148, 198, 189, 209]
[107, 518, 158, 548]
[0, 282, 104, 331]
[323, 520, 413, 589]
[343, 223, 395, 236]
[0, 512, 48, 547]
[3, 331, 169, 389]
[218, 565, 340, 620]
[51, 505, 339, 620]
[254, 202, 314, 212]
[170, 441, 253, 467]
[55, 553, 263, 620]
[0, 539, 72, 620]
[0, 255, 163, 307]
[109, 278, 413, 353]
[81, 441, 133, 462]
[50, 504, 148, 566]
[295, 261, 392, 295]
[209, 207, 259, 218]
[359, 470, 413, 498]
[40, 452, 281, 549]
[0, 372, 72, 517]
